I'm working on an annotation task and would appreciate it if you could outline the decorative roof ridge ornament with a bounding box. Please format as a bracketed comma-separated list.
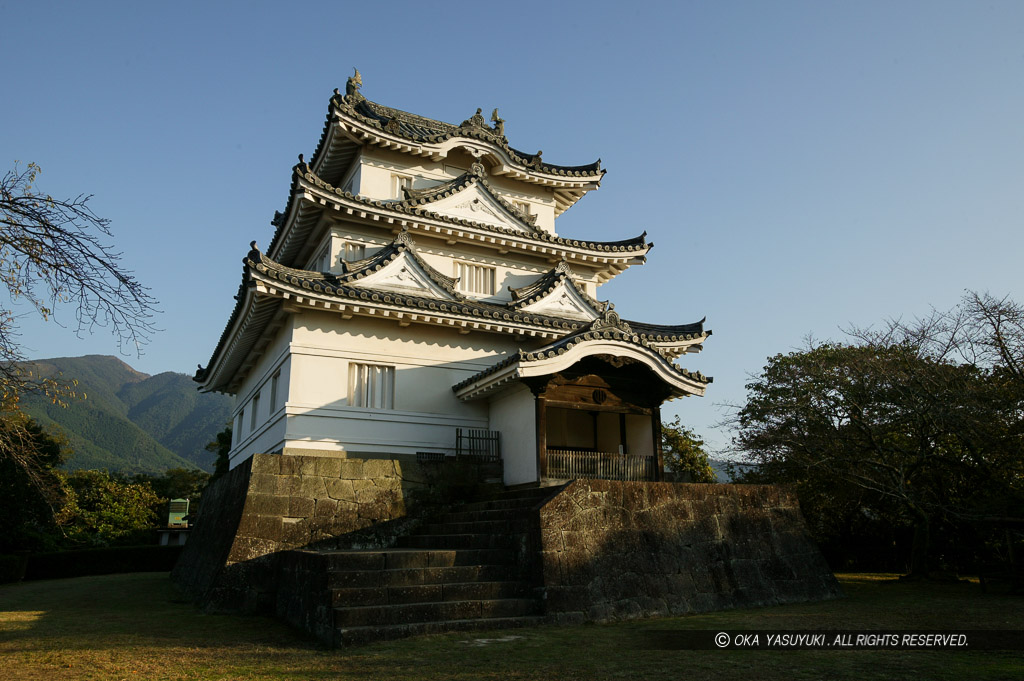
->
[394, 228, 416, 249]
[490, 108, 506, 139]
[345, 68, 364, 103]
[589, 302, 633, 335]
[247, 240, 262, 263]
[469, 161, 487, 177]
[460, 108, 488, 130]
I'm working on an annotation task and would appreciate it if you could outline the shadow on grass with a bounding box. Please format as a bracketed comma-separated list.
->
[1, 572, 1021, 681]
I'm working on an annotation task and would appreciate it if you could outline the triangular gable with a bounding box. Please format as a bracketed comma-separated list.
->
[350, 249, 456, 300]
[417, 181, 532, 233]
[518, 279, 601, 321]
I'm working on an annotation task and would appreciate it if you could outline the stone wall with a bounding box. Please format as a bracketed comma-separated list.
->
[172, 452, 433, 612]
[537, 480, 841, 623]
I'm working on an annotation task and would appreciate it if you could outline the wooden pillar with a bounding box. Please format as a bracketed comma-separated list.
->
[618, 412, 627, 454]
[652, 405, 664, 482]
[535, 394, 547, 482]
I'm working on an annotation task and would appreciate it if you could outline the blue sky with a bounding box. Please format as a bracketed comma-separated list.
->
[3, 1, 1023, 453]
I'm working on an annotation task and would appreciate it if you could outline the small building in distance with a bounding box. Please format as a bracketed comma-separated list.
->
[195, 70, 712, 486]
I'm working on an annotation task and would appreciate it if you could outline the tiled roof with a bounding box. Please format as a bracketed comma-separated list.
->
[399, 163, 538, 227]
[336, 230, 462, 297]
[625, 318, 708, 343]
[198, 245, 709, 394]
[266, 162, 650, 267]
[451, 307, 712, 396]
[507, 260, 605, 313]
[314, 73, 604, 179]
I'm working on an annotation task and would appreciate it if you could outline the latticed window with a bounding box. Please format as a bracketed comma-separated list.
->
[342, 241, 365, 262]
[348, 363, 395, 409]
[250, 392, 260, 431]
[269, 370, 280, 412]
[455, 261, 496, 295]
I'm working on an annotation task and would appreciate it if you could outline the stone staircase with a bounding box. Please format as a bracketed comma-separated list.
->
[277, 486, 562, 646]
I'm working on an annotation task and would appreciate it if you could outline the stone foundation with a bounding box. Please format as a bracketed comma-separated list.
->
[537, 480, 842, 622]
[174, 458, 840, 636]
[172, 452, 446, 611]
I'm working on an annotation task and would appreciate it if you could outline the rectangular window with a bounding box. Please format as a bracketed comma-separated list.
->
[250, 392, 260, 431]
[269, 371, 280, 412]
[348, 363, 395, 410]
[455, 261, 496, 295]
[512, 200, 531, 216]
[236, 408, 244, 437]
[342, 241, 365, 262]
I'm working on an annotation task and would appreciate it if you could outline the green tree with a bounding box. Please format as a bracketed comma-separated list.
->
[58, 470, 162, 546]
[661, 417, 716, 482]
[0, 415, 68, 551]
[731, 318, 1024, 577]
[205, 424, 232, 483]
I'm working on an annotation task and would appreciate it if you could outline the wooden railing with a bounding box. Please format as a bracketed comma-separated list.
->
[455, 428, 500, 462]
[545, 449, 657, 482]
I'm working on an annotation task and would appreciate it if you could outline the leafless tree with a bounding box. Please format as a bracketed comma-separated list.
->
[0, 162, 158, 526]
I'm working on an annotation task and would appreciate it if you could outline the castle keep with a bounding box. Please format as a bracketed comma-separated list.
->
[176, 74, 839, 645]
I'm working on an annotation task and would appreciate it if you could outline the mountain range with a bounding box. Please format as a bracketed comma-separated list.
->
[20, 355, 232, 474]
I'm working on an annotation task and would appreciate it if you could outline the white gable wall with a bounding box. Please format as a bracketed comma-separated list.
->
[351, 148, 557, 233]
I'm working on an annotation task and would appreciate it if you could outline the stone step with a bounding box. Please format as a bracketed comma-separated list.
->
[336, 615, 545, 646]
[452, 497, 550, 513]
[395, 533, 519, 551]
[331, 580, 534, 607]
[419, 519, 530, 535]
[334, 597, 540, 628]
[327, 563, 518, 589]
[492, 485, 564, 500]
[438, 508, 523, 524]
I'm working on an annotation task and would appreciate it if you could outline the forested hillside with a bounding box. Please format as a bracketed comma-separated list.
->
[21, 355, 232, 474]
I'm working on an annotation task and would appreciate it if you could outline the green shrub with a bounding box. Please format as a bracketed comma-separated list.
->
[0, 553, 29, 583]
[24, 544, 183, 581]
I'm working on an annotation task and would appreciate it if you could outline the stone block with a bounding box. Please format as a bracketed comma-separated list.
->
[297, 475, 327, 499]
[275, 475, 298, 496]
[249, 473, 278, 495]
[280, 517, 310, 545]
[362, 459, 396, 479]
[339, 459, 365, 479]
[325, 478, 356, 502]
[250, 454, 281, 475]
[296, 457, 320, 477]
[289, 496, 316, 518]
[315, 457, 343, 478]
[255, 514, 284, 541]
[395, 461, 427, 484]
[245, 494, 289, 517]
[313, 497, 338, 518]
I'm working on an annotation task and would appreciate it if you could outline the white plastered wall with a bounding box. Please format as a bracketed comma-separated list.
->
[488, 383, 538, 486]
[283, 311, 524, 458]
[228, 324, 293, 469]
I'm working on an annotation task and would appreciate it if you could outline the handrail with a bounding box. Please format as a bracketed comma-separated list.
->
[545, 448, 657, 481]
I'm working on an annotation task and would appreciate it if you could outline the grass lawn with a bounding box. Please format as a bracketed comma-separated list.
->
[0, 572, 1021, 680]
